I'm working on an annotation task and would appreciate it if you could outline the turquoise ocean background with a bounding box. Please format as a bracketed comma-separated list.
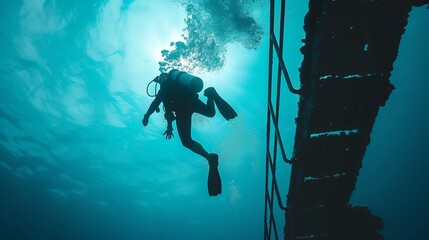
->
[0, 1, 428, 239]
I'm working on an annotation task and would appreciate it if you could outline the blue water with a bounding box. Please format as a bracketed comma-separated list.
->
[0, 1, 428, 240]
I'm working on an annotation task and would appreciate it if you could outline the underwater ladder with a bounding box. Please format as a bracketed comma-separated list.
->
[263, 0, 429, 239]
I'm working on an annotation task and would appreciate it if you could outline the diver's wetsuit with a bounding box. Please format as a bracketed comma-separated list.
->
[144, 72, 230, 196]
[145, 78, 215, 161]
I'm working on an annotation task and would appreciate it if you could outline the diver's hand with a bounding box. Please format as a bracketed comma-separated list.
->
[163, 127, 174, 140]
[142, 115, 149, 126]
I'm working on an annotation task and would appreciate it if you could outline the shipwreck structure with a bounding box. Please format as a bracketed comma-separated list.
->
[264, 0, 429, 239]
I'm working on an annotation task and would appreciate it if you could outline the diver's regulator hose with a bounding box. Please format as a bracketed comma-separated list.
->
[146, 77, 161, 113]
[146, 77, 159, 97]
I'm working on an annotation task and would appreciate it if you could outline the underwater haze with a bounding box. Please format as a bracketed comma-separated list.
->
[0, 0, 428, 240]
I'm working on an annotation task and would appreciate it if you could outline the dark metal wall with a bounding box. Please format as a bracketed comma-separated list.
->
[284, 1, 427, 239]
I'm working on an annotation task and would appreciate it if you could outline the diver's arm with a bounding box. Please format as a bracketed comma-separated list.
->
[142, 91, 163, 126]
[145, 98, 161, 117]
[163, 118, 174, 139]
[163, 103, 175, 139]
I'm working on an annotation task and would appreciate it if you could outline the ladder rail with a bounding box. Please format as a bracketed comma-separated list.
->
[268, 101, 292, 164]
[264, 0, 299, 239]
[270, 34, 301, 95]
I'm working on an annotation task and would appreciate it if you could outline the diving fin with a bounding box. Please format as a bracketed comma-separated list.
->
[204, 87, 237, 121]
[208, 154, 222, 197]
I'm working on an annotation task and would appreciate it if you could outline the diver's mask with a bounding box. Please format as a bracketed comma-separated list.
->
[146, 73, 168, 97]
[153, 73, 168, 84]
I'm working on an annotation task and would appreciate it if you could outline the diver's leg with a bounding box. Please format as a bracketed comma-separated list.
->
[204, 87, 237, 121]
[177, 110, 221, 196]
[176, 112, 211, 161]
[194, 98, 215, 117]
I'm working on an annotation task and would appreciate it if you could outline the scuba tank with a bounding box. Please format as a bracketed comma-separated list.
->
[146, 69, 204, 112]
[146, 69, 204, 97]
[168, 69, 204, 93]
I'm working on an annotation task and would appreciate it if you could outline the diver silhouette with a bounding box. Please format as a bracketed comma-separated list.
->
[142, 69, 237, 197]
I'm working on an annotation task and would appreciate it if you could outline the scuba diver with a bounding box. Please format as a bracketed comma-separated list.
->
[142, 69, 237, 197]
